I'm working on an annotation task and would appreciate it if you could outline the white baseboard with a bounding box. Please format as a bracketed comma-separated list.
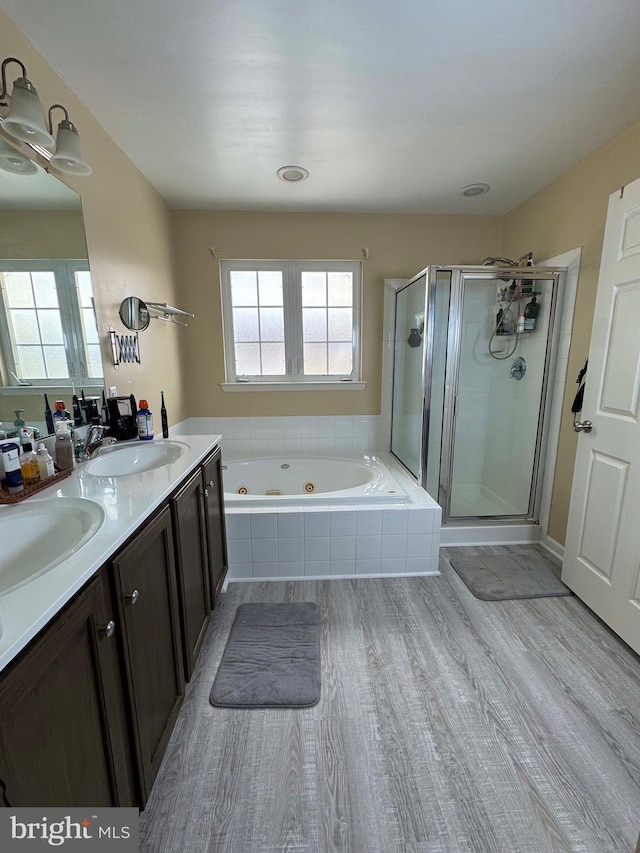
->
[227, 570, 441, 583]
[540, 535, 564, 561]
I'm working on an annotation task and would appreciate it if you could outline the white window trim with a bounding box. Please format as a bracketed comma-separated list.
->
[220, 259, 363, 387]
[0, 259, 103, 388]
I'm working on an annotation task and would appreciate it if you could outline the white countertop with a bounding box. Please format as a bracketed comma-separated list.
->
[0, 433, 221, 672]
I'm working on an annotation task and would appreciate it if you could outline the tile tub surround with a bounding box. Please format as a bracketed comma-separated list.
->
[223, 456, 441, 581]
[174, 415, 390, 456]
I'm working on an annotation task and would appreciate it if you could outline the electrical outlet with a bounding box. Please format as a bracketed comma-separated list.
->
[109, 386, 117, 397]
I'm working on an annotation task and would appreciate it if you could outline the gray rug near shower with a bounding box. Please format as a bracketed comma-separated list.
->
[210, 602, 321, 708]
[448, 549, 572, 601]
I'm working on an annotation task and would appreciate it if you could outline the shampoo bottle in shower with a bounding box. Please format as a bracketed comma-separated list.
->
[524, 295, 540, 331]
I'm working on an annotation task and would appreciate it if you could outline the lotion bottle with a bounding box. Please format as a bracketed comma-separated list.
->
[37, 443, 55, 479]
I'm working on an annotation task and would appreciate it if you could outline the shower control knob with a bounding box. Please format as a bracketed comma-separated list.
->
[573, 418, 593, 433]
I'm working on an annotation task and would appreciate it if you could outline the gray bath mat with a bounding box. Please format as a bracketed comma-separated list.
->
[210, 602, 321, 708]
[449, 551, 572, 601]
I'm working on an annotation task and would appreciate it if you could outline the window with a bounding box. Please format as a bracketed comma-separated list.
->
[0, 260, 102, 386]
[220, 260, 362, 387]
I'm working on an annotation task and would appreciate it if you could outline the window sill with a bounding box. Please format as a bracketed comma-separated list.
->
[221, 381, 367, 393]
[0, 383, 103, 396]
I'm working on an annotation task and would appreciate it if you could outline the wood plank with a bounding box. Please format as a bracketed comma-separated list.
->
[140, 556, 640, 852]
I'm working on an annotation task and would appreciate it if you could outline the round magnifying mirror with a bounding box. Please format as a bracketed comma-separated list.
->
[119, 297, 150, 331]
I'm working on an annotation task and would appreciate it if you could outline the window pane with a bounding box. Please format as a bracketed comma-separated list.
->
[259, 307, 284, 342]
[33, 272, 58, 307]
[328, 272, 352, 306]
[260, 343, 286, 375]
[328, 307, 352, 340]
[304, 342, 327, 375]
[75, 271, 93, 307]
[301, 272, 326, 306]
[328, 342, 353, 374]
[258, 271, 283, 305]
[230, 271, 257, 306]
[82, 307, 99, 344]
[15, 346, 45, 378]
[11, 310, 40, 344]
[4, 272, 34, 307]
[235, 342, 261, 375]
[87, 345, 103, 378]
[233, 307, 259, 342]
[43, 345, 69, 378]
[303, 307, 327, 341]
[37, 310, 64, 344]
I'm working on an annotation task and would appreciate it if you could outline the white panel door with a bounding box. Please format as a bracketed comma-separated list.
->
[563, 176, 640, 654]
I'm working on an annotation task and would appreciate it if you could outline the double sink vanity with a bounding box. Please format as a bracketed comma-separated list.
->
[0, 433, 227, 808]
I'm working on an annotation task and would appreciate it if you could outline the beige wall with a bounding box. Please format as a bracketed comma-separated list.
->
[173, 210, 502, 417]
[502, 119, 640, 543]
[0, 210, 87, 259]
[0, 12, 185, 426]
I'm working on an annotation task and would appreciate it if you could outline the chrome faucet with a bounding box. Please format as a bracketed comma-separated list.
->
[79, 425, 117, 460]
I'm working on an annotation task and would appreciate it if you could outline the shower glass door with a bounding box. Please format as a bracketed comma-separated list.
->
[391, 271, 428, 479]
[448, 273, 557, 519]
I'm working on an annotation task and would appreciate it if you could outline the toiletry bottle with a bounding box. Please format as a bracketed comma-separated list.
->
[160, 391, 169, 438]
[44, 393, 55, 436]
[137, 400, 154, 440]
[55, 422, 76, 470]
[37, 443, 55, 479]
[13, 409, 25, 429]
[53, 400, 70, 423]
[2, 442, 24, 494]
[524, 295, 540, 331]
[517, 312, 525, 333]
[19, 442, 39, 486]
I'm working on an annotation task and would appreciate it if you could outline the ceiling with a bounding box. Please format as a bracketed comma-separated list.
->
[2, 0, 640, 215]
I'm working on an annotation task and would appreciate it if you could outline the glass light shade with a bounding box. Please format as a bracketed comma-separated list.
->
[2, 78, 55, 148]
[0, 137, 38, 175]
[49, 121, 92, 176]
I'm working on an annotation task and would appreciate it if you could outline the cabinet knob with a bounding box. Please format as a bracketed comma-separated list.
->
[125, 589, 140, 605]
[100, 620, 116, 638]
[208, 481, 214, 489]
[204, 489, 209, 497]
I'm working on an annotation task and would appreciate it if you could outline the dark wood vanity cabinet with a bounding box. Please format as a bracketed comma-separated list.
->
[171, 467, 212, 680]
[202, 447, 228, 606]
[0, 445, 228, 810]
[0, 568, 136, 807]
[110, 505, 185, 803]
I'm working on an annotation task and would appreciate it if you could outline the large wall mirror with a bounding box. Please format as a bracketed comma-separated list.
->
[0, 133, 104, 437]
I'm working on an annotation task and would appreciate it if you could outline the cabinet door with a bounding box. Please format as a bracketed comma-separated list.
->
[111, 506, 185, 804]
[0, 569, 136, 807]
[202, 448, 229, 606]
[171, 467, 211, 680]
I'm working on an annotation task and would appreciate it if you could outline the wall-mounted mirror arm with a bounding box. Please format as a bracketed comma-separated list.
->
[145, 302, 194, 327]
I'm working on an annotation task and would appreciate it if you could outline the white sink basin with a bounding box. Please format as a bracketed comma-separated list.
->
[0, 498, 105, 596]
[84, 440, 189, 477]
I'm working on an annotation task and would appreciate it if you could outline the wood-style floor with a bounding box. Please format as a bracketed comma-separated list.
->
[140, 552, 640, 852]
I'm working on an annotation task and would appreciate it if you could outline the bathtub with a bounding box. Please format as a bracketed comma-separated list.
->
[223, 454, 407, 506]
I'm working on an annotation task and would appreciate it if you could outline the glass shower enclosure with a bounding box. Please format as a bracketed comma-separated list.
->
[391, 266, 563, 524]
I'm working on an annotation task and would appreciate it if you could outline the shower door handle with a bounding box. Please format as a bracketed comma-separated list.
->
[573, 417, 593, 433]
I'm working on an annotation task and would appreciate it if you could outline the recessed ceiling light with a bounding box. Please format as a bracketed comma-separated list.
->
[461, 183, 490, 197]
[277, 165, 309, 183]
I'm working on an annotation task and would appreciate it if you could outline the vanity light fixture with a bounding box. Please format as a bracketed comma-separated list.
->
[0, 57, 91, 176]
[47, 104, 92, 176]
[0, 137, 37, 175]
